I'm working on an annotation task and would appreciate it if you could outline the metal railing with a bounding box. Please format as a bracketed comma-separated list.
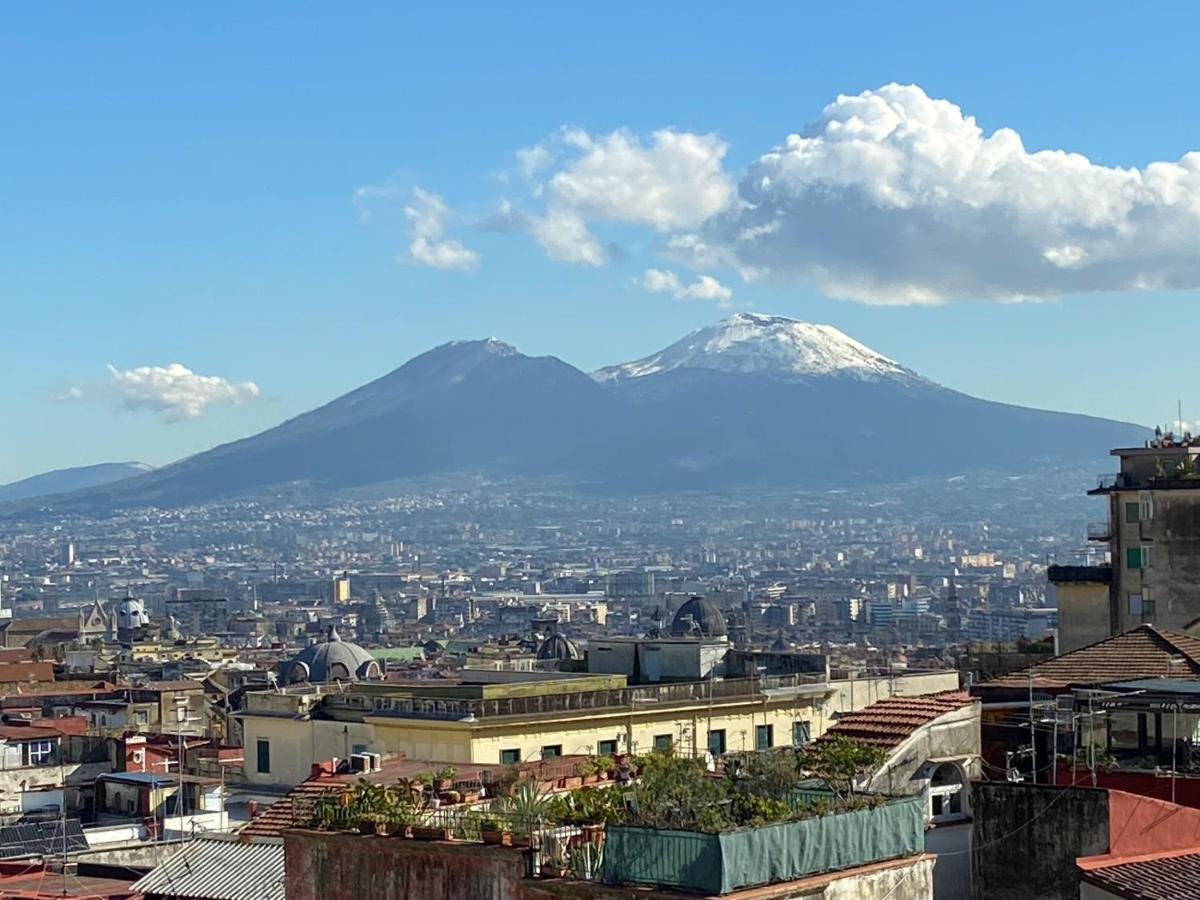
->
[1086, 521, 1112, 541]
[345, 673, 828, 723]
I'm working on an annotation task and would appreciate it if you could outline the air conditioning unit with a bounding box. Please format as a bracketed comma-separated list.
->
[368, 753, 382, 772]
[349, 754, 370, 773]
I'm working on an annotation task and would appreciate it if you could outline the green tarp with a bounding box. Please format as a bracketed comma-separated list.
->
[603, 796, 925, 894]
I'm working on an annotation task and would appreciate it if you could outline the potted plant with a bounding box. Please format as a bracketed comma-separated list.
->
[593, 755, 616, 780]
[541, 853, 569, 878]
[435, 766, 457, 791]
[440, 789, 461, 805]
[578, 759, 599, 785]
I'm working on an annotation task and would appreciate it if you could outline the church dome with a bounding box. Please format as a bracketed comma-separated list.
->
[670, 596, 728, 638]
[284, 625, 381, 683]
[536, 632, 581, 661]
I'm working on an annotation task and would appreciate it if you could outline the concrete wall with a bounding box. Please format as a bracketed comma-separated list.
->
[866, 704, 981, 797]
[240, 715, 378, 787]
[925, 823, 970, 900]
[285, 830, 528, 900]
[1052, 582, 1111, 653]
[284, 830, 935, 900]
[1133, 490, 1200, 632]
[971, 783, 1108, 900]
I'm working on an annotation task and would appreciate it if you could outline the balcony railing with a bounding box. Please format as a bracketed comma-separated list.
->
[1094, 473, 1124, 491]
[342, 673, 829, 723]
[1086, 521, 1112, 541]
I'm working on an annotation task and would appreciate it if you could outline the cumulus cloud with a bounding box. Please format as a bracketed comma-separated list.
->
[523, 128, 735, 266]
[640, 268, 733, 305]
[708, 83, 1200, 304]
[402, 187, 480, 271]
[108, 363, 260, 423]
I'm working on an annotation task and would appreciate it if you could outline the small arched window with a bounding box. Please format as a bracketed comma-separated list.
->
[928, 762, 967, 823]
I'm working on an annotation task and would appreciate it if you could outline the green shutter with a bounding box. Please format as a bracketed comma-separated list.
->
[1125, 502, 1140, 524]
[1126, 547, 1142, 570]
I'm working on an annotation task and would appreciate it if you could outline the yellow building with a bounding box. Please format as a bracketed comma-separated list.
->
[239, 668, 958, 787]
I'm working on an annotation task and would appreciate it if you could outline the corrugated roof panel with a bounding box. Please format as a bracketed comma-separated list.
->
[131, 837, 285, 900]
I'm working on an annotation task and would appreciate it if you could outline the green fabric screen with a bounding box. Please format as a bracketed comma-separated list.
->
[602, 796, 925, 894]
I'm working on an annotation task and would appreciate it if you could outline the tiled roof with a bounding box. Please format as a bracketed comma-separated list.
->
[980, 626, 1200, 690]
[1081, 849, 1200, 899]
[132, 836, 284, 900]
[817, 691, 977, 750]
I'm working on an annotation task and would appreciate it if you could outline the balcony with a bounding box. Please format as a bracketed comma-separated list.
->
[1090, 473, 1126, 494]
[1086, 521, 1112, 541]
[1047, 564, 1112, 585]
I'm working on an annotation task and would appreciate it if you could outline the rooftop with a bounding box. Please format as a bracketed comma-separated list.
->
[977, 625, 1200, 691]
[132, 836, 284, 900]
[817, 691, 977, 750]
[1080, 847, 1200, 900]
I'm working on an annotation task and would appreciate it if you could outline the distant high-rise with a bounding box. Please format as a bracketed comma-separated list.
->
[59, 541, 75, 567]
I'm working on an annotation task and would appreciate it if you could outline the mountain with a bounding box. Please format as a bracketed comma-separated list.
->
[0, 462, 153, 503]
[18, 316, 1149, 511]
[594, 313, 920, 384]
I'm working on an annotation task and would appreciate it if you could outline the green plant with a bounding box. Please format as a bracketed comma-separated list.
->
[417, 772, 434, 787]
[797, 737, 888, 805]
[569, 840, 605, 881]
[593, 755, 616, 774]
[493, 779, 555, 836]
[578, 759, 597, 778]
[436, 766, 457, 783]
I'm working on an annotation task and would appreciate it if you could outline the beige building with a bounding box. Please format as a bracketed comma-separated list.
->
[1054, 437, 1200, 651]
[238, 667, 958, 788]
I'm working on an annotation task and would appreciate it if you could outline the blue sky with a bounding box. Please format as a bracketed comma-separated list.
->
[3, 3, 1200, 483]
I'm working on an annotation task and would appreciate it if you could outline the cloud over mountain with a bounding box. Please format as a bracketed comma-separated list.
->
[107, 363, 260, 422]
[481, 85, 1200, 305]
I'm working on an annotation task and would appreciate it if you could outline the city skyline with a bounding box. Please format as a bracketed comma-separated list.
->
[5, 4, 1200, 482]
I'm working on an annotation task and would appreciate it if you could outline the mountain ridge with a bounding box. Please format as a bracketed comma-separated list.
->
[8, 315, 1149, 511]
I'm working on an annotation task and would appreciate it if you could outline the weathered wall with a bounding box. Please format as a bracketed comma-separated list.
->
[926, 822, 970, 900]
[1052, 582, 1111, 652]
[285, 830, 529, 900]
[971, 783, 1108, 900]
[866, 704, 981, 796]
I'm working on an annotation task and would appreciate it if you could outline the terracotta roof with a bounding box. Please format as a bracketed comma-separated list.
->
[817, 691, 977, 750]
[1081, 849, 1200, 899]
[979, 626, 1200, 690]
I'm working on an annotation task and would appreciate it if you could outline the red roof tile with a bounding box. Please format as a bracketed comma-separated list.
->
[1081, 849, 1200, 899]
[980, 626, 1200, 690]
[817, 691, 977, 750]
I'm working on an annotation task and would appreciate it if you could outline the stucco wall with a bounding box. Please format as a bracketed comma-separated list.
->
[971, 783, 1108, 900]
[1053, 582, 1111, 653]
[285, 830, 528, 900]
[240, 716, 378, 787]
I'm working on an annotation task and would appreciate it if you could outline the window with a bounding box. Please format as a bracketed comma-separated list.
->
[707, 729, 726, 756]
[755, 724, 773, 751]
[1126, 547, 1144, 570]
[1129, 594, 1144, 616]
[1125, 501, 1141, 524]
[21, 740, 55, 767]
[1140, 494, 1154, 522]
[792, 721, 812, 747]
[597, 739, 618, 756]
[928, 763, 967, 823]
[653, 733, 673, 752]
[500, 748, 520, 765]
[541, 745, 562, 760]
[256, 739, 271, 774]
[134, 709, 148, 725]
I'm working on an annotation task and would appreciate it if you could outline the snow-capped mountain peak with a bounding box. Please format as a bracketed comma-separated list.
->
[594, 312, 920, 383]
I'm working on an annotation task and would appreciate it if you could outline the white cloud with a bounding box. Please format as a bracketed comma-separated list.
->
[707, 83, 1200, 304]
[640, 268, 733, 305]
[525, 128, 735, 266]
[108, 363, 260, 423]
[51, 386, 84, 402]
[402, 187, 480, 271]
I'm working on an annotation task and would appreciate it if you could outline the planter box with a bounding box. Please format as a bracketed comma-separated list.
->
[602, 797, 924, 895]
[482, 829, 512, 846]
[411, 826, 454, 842]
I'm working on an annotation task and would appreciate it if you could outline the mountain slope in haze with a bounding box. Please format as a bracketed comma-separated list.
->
[69, 339, 615, 507]
[0, 462, 153, 503]
[27, 316, 1150, 510]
